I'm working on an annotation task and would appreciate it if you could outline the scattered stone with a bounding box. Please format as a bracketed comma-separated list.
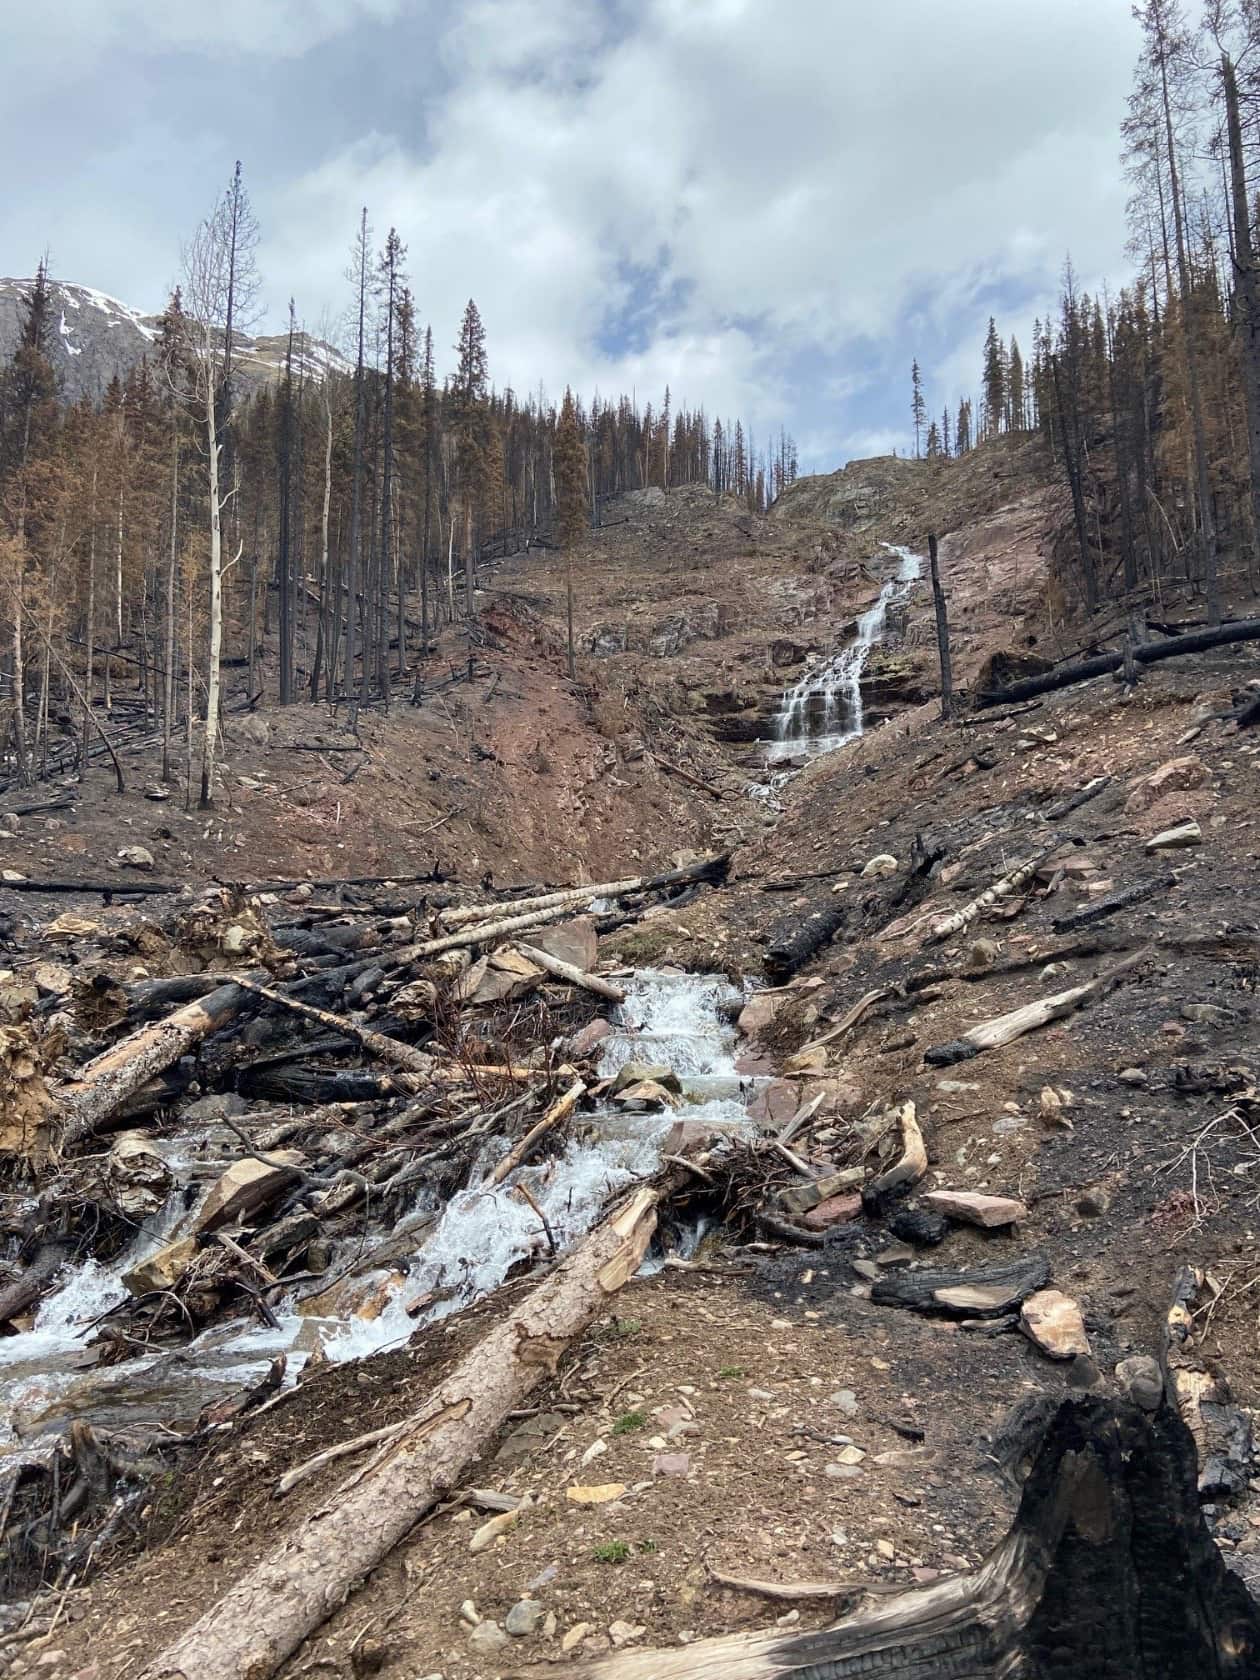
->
[529, 917, 597, 972]
[829, 1389, 858, 1416]
[565, 1482, 626, 1504]
[1118, 1066, 1148, 1087]
[610, 1061, 680, 1096]
[876, 1539, 896, 1560]
[1146, 819, 1202, 852]
[1125, 755, 1207, 814]
[1116, 1355, 1164, 1412]
[458, 1600, 480, 1627]
[965, 938, 1001, 973]
[1039, 1087, 1073, 1126]
[652, 1452, 690, 1477]
[117, 845, 156, 870]
[1020, 1289, 1090, 1360]
[609, 1621, 645, 1649]
[1075, 1185, 1112, 1218]
[123, 1235, 199, 1296]
[861, 854, 898, 878]
[803, 1191, 862, 1231]
[467, 1620, 509, 1656]
[833, 1444, 865, 1466]
[1182, 1001, 1234, 1026]
[568, 1018, 612, 1057]
[783, 1044, 828, 1075]
[143, 785, 171, 801]
[562, 1624, 592, 1653]
[612, 1078, 677, 1109]
[923, 1190, 1028, 1229]
[737, 992, 780, 1039]
[505, 1600, 544, 1637]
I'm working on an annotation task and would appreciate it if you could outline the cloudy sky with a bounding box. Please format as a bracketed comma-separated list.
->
[2, 0, 1141, 469]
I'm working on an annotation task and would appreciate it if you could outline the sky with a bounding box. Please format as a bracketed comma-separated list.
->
[0, 0, 1143, 472]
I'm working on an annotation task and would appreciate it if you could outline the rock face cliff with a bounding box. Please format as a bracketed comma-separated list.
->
[0, 276, 347, 404]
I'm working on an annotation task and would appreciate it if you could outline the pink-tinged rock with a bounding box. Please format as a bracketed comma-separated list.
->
[1020, 1289, 1090, 1360]
[568, 1017, 613, 1057]
[652, 1452, 690, 1478]
[922, 1190, 1028, 1229]
[1124, 755, 1207, 814]
[798, 1076, 865, 1119]
[803, 1192, 863, 1231]
[529, 917, 598, 972]
[747, 1079, 798, 1128]
[737, 992, 780, 1039]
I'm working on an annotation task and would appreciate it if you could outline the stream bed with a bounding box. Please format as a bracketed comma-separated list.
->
[1, 969, 757, 1459]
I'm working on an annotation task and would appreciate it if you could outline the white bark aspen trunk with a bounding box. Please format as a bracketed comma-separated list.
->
[201, 372, 223, 808]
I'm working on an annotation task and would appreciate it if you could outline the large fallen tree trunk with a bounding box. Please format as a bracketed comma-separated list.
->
[764, 896, 848, 981]
[542, 1395, 1260, 1679]
[978, 615, 1260, 707]
[515, 942, 627, 1002]
[57, 979, 257, 1144]
[145, 1186, 659, 1680]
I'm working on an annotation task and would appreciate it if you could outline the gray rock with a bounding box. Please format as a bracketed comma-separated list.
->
[1145, 819, 1202, 852]
[468, 1620, 510, 1655]
[505, 1600, 544, 1637]
[1116, 1355, 1164, 1412]
[829, 1388, 859, 1416]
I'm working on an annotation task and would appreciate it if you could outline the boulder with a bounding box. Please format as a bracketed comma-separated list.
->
[737, 992, 780, 1040]
[568, 1017, 613, 1058]
[1020, 1289, 1090, 1360]
[923, 1190, 1028, 1229]
[194, 1151, 305, 1234]
[611, 1079, 677, 1109]
[124, 1235, 199, 1295]
[117, 845, 155, 871]
[1125, 755, 1207, 814]
[528, 918, 598, 972]
[610, 1061, 680, 1096]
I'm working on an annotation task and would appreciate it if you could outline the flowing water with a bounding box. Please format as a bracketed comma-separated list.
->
[1, 970, 754, 1448]
[765, 543, 923, 764]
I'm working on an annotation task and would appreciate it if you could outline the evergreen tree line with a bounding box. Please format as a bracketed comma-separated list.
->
[911, 0, 1260, 624]
[0, 175, 798, 801]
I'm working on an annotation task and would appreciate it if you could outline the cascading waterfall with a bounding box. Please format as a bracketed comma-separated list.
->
[767, 542, 923, 764]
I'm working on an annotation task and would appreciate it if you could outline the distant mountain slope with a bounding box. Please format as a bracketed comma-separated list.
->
[0, 276, 349, 404]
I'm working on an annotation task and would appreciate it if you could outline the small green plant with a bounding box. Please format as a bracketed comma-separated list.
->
[612, 1410, 646, 1435]
[718, 1365, 744, 1379]
[594, 1540, 631, 1564]
[615, 1317, 642, 1337]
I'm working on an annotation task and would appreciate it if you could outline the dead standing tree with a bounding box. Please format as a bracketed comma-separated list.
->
[180, 164, 260, 808]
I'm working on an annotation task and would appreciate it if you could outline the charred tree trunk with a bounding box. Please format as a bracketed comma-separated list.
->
[977, 617, 1260, 706]
[550, 1397, 1260, 1680]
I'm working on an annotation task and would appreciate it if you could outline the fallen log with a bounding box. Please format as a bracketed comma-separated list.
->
[1045, 774, 1112, 821]
[0, 1244, 67, 1326]
[863, 1101, 927, 1202]
[144, 1186, 659, 1680]
[0, 877, 179, 895]
[1052, 874, 1174, 934]
[764, 896, 847, 981]
[927, 845, 1057, 943]
[543, 1395, 1260, 1679]
[978, 615, 1260, 707]
[872, 1252, 1050, 1317]
[229, 977, 434, 1076]
[515, 942, 626, 1002]
[437, 853, 729, 928]
[57, 979, 256, 1143]
[924, 949, 1147, 1066]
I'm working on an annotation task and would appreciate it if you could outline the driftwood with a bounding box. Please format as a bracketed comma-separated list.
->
[57, 979, 256, 1142]
[925, 950, 1147, 1066]
[515, 943, 626, 1002]
[543, 1396, 1260, 1678]
[863, 1102, 927, 1202]
[144, 1187, 659, 1680]
[978, 615, 1260, 706]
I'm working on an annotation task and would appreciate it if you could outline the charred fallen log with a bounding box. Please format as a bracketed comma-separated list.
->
[764, 896, 848, 981]
[978, 616, 1260, 707]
